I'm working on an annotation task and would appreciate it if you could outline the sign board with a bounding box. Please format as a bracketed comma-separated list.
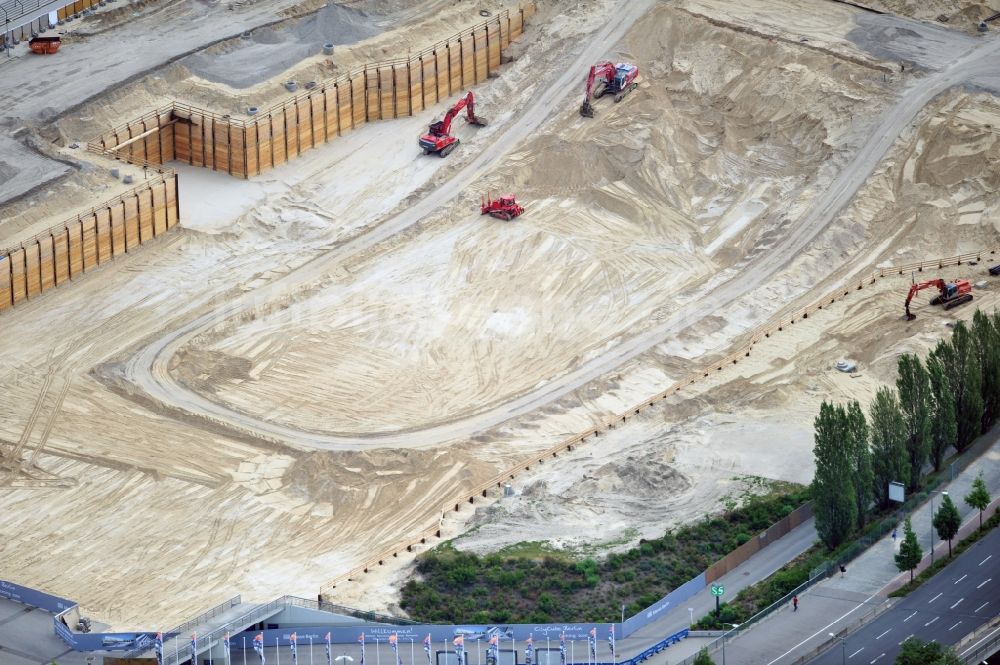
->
[710, 584, 724, 597]
[889, 481, 905, 503]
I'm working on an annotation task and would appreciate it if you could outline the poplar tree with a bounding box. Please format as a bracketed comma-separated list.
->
[926, 354, 957, 471]
[896, 354, 931, 491]
[869, 388, 908, 510]
[972, 310, 1000, 431]
[846, 400, 873, 526]
[812, 402, 857, 549]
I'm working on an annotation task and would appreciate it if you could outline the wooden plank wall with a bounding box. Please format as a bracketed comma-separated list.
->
[0, 173, 180, 314]
[90, 109, 176, 166]
[167, 6, 534, 179]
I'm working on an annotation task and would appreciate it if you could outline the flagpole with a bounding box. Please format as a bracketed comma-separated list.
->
[311, 637, 314, 665]
[377, 639, 381, 665]
[546, 639, 550, 664]
[244, 637, 248, 665]
[278, 637, 281, 665]
[571, 642, 574, 665]
[411, 639, 414, 665]
[477, 639, 481, 665]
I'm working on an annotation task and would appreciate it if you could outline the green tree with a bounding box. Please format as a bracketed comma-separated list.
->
[932, 494, 961, 557]
[812, 402, 858, 549]
[870, 388, 908, 510]
[944, 324, 983, 451]
[845, 401, 873, 526]
[896, 354, 931, 491]
[964, 470, 991, 529]
[693, 648, 716, 665]
[894, 638, 962, 665]
[926, 354, 957, 471]
[972, 310, 1000, 431]
[895, 517, 923, 582]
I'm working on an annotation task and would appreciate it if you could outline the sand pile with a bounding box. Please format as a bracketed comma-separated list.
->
[175, 5, 888, 436]
[864, 0, 999, 26]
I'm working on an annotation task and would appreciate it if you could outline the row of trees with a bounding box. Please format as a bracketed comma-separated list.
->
[813, 312, 999, 549]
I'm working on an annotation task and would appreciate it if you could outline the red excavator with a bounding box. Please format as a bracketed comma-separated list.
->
[580, 61, 639, 117]
[419, 91, 487, 157]
[904, 278, 973, 320]
[481, 192, 524, 221]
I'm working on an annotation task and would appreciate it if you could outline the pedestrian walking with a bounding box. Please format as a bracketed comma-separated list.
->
[792, 595, 798, 612]
[839, 564, 847, 577]
[892, 528, 897, 542]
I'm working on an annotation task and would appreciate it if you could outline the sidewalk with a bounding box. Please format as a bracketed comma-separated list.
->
[720, 438, 1000, 665]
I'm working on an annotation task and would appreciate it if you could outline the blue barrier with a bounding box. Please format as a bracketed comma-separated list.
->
[622, 574, 705, 636]
[53, 617, 161, 652]
[0, 579, 73, 614]
[235, 624, 618, 645]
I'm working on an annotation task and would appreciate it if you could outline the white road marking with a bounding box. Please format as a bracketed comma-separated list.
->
[904, 612, 917, 622]
[949, 621, 963, 631]
[929, 593, 943, 603]
[898, 635, 914, 646]
[870, 654, 885, 664]
[875, 630, 890, 640]
[980, 555, 992, 566]
[925, 617, 939, 627]
[763, 593, 879, 665]
[955, 574, 967, 584]
[950, 598, 963, 609]
[977, 578, 991, 589]
[975, 602, 989, 612]
[849, 648, 864, 659]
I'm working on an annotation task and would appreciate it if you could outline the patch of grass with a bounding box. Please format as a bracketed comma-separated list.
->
[400, 485, 810, 624]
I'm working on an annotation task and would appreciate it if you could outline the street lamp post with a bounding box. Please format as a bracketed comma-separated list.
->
[930, 490, 949, 565]
[828, 633, 846, 665]
[720, 624, 740, 665]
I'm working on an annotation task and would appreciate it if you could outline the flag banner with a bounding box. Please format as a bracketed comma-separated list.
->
[360, 633, 367, 665]
[154, 631, 164, 665]
[608, 626, 615, 658]
[254, 632, 266, 665]
[559, 634, 566, 665]
[326, 632, 333, 665]
[453, 635, 465, 665]
[291, 632, 298, 664]
[525, 635, 534, 665]
[225, 632, 232, 652]
[424, 634, 432, 665]
[588, 629, 596, 658]
[190, 633, 198, 665]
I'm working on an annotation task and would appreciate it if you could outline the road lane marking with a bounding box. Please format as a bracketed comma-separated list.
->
[950, 598, 964, 609]
[898, 635, 914, 646]
[904, 612, 917, 622]
[955, 575, 967, 584]
[849, 648, 864, 658]
[977, 578, 991, 589]
[949, 621, 963, 631]
[929, 593, 943, 603]
[975, 602, 989, 612]
[980, 555, 992, 566]
[870, 654, 885, 664]
[875, 630, 890, 640]
[925, 617, 939, 627]
[763, 593, 880, 665]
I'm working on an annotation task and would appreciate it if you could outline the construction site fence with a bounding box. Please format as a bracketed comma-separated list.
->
[0, 169, 180, 314]
[957, 617, 1000, 664]
[1, 0, 105, 41]
[86, 5, 535, 179]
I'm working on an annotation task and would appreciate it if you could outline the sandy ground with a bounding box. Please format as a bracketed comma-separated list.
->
[3, 0, 1000, 633]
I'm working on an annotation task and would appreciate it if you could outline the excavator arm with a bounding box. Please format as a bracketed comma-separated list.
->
[430, 92, 486, 137]
[580, 62, 616, 117]
[905, 279, 945, 320]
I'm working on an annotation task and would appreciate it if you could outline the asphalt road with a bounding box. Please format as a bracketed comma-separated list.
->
[121, 13, 1000, 450]
[808, 528, 1000, 665]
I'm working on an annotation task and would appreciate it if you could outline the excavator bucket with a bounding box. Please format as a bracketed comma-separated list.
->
[580, 100, 595, 118]
[469, 115, 488, 127]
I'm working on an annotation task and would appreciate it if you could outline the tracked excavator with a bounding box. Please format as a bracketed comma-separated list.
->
[419, 91, 487, 157]
[580, 61, 639, 117]
[904, 278, 973, 320]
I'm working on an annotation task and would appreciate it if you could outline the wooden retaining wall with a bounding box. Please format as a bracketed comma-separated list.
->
[0, 172, 180, 313]
[86, 6, 535, 178]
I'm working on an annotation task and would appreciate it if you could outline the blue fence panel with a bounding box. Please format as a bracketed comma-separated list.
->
[622, 573, 705, 636]
[0, 579, 73, 613]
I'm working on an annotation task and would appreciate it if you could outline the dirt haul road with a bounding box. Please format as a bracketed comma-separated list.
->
[123, 9, 1000, 450]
